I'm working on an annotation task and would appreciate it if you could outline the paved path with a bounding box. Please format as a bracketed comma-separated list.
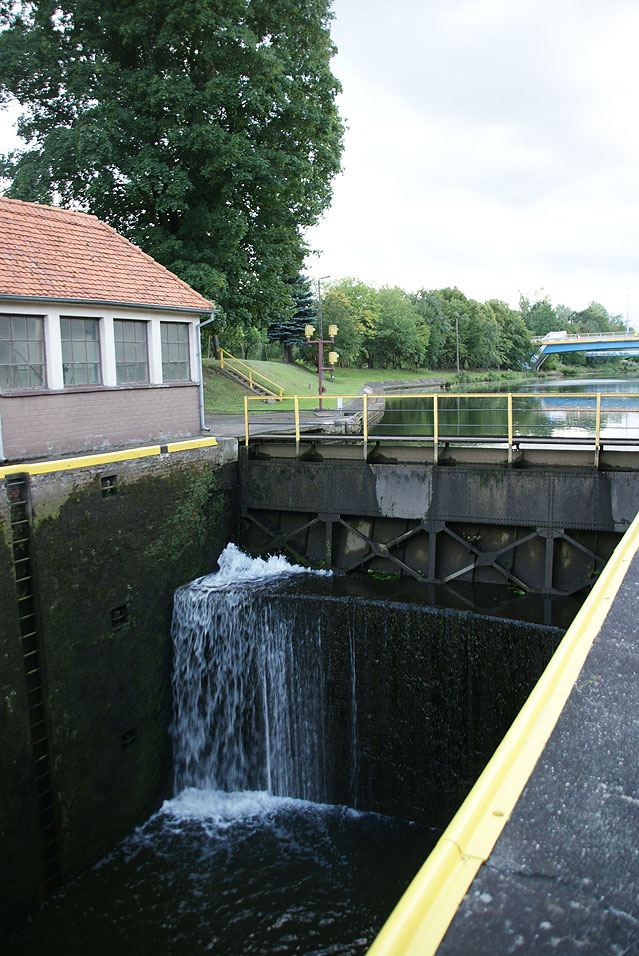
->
[204, 409, 356, 440]
[437, 548, 639, 955]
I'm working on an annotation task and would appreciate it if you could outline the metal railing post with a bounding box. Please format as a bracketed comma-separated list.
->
[507, 393, 513, 464]
[595, 392, 601, 466]
[244, 395, 250, 447]
[433, 394, 439, 465]
[220, 349, 225, 370]
[294, 396, 300, 456]
[363, 394, 368, 459]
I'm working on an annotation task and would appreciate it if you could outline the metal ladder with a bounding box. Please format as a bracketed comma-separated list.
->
[6, 474, 60, 891]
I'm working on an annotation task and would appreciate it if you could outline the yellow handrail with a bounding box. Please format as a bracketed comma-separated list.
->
[219, 348, 284, 400]
[242, 391, 639, 458]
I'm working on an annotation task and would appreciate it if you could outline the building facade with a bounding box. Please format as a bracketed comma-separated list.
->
[0, 199, 213, 461]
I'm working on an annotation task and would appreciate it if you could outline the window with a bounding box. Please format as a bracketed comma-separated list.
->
[161, 322, 191, 381]
[0, 314, 45, 390]
[61, 317, 102, 385]
[114, 320, 149, 384]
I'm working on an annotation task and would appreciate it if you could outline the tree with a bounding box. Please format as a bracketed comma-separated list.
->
[412, 289, 451, 368]
[568, 301, 625, 334]
[364, 286, 430, 369]
[487, 300, 533, 369]
[267, 273, 316, 364]
[519, 295, 560, 336]
[319, 287, 365, 367]
[0, 0, 344, 331]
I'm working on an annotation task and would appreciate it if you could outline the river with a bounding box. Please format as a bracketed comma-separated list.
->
[371, 376, 639, 441]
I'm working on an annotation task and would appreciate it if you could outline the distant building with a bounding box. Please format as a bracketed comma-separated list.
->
[0, 197, 212, 461]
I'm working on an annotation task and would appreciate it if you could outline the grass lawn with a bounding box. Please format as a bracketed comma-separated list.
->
[202, 358, 529, 414]
[202, 360, 453, 413]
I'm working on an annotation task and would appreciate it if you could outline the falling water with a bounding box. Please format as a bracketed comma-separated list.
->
[171, 544, 331, 801]
[5, 546, 441, 956]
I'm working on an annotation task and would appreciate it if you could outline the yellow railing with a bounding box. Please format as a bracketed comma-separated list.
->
[243, 391, 639, 463]
[219, 348, 284, 400]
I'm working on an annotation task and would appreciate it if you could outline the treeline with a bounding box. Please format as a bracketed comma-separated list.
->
[223, 279, 625, 372]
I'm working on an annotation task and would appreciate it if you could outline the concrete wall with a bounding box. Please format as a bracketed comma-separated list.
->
[0, 441, 238, 931]
[1, 384, 200, 461]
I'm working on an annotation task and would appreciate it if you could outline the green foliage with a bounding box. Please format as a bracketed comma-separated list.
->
[320, 287, 366, 367]
[519, 295, 559, 336]
[0, 0, 344, 331]
[267, 273, 316, 363]
[364, 286, 430, 369]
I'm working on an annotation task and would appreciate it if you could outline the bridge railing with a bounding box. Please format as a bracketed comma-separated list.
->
[531, 332, 639, 344]
[244, 391, 639, 462]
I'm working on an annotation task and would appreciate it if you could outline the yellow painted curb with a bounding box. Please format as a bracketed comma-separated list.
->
[0, 437, 218, 479]
[368, 508, 639, 956]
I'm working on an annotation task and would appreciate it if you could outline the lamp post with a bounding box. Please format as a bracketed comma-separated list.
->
[305, 277, 338, 410]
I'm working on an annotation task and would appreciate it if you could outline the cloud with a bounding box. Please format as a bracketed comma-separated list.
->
[308, 0, 639, 319]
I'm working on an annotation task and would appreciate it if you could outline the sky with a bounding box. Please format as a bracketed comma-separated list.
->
[1, 0, 638, 322]
[304, 0, 639, 322]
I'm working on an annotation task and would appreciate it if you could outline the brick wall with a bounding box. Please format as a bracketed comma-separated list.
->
[1, 384, 200, 460]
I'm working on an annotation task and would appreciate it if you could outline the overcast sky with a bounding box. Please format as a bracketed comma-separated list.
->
[305, 0, 639, 322]
[1, 1, 637, 322]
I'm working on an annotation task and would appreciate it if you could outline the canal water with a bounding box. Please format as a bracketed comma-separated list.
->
[371, 376, 639, 441]
[5, 547, 440, 956]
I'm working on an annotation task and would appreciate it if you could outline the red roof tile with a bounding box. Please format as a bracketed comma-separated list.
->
[0, 197, 213, 312]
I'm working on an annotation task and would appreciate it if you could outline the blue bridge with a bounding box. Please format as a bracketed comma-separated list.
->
[531, 331, 639, 368]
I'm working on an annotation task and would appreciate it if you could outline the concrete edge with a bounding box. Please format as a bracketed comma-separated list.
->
[366, 505, 639, 956]
[0, 436, 220, 478]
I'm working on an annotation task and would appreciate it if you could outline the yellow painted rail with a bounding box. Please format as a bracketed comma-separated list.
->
[366, 506, 639, 956]
[0, 437, 218, 479]
[219, 348, 284, 400]
[243, 391, 639, 464]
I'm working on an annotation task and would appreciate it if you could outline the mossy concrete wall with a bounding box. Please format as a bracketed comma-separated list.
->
[0, 442, 238, 931]
[319, 597, 562, 827]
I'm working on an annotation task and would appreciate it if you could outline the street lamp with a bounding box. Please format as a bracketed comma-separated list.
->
[305, 276, 338, 410]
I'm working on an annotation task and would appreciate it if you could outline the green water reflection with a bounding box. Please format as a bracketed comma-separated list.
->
[371, 377, 639, 441]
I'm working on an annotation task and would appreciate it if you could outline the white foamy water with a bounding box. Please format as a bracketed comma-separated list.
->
[191, 542, 330, 590]
[171, 545, 332, 801]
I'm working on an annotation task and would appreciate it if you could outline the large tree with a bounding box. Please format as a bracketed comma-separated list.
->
[0, 0, 344, 329]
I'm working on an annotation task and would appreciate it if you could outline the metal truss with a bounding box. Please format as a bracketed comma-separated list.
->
[242, 509, 614, 596]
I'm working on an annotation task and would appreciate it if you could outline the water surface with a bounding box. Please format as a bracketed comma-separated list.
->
[6, 790, 439, 956]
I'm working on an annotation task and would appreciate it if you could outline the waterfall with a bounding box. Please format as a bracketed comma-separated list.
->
[171, 544, 331, 802]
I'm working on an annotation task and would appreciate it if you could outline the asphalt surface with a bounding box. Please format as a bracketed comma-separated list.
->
[438, 552, 639, 955]
[203, 409, 356, 439]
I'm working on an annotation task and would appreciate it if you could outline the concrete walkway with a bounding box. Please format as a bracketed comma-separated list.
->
[437, 549, 639, 955]
[203, 408, 357, 440]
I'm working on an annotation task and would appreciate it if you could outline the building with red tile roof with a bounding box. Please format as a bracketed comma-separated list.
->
[0, 197, 212, 311]
[0, 198, 213, 460]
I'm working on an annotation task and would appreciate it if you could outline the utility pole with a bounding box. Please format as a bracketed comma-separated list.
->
[304, 276, 338, 410]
